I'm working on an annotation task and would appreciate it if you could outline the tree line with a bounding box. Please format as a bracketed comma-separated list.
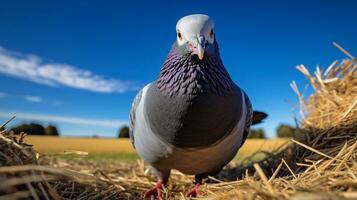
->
[3, 122, 297, 139]
[3, 123, 60, 136]
[117, 124, 298, 139]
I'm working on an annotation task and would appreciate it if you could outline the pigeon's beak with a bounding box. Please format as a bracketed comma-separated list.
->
[196, 43, 205, 60]
[190, 36, 206, 60]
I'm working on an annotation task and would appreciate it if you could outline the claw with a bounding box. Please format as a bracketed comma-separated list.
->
[144, 181, 163, 199]
[186, 183, 202, 197]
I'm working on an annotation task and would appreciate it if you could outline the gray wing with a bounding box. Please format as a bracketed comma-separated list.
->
[128, 83, 174, 165]
[240, 91, 253, 147]
[129, 88, 143, 148]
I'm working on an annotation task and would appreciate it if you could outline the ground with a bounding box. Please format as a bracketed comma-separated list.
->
[15, 136, 290, 199]
[25, 136, 288, 162]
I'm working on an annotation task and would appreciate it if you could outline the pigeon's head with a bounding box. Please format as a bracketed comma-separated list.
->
[158, 14, 232, 96]
[175, 14, 217, 60]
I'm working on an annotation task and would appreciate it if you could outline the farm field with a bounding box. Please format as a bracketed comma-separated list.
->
[25, 136, 289, 161]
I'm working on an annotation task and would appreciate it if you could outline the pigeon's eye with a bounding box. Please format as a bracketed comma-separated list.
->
[177, 31, 183, 40]
[210, 29, 214, 38]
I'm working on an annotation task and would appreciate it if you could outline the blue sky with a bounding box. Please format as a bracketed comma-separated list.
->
[0, 0, 356, 137]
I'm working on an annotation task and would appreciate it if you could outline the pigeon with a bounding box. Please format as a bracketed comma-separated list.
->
[129, 14, 266, 198]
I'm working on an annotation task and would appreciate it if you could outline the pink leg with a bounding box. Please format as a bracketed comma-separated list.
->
[144, 180, 163, 199]
[186, 182, 202, 197]
[186, 174, 205, 197]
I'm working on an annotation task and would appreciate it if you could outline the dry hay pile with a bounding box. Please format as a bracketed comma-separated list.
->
[0, 126, 129, 199]
[0, 43, 356, 200]
[202, 44, 357, 199]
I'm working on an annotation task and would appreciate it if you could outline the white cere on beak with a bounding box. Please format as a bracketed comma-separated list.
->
[176, 14, 215, 59]
[196, 35, 205, 60]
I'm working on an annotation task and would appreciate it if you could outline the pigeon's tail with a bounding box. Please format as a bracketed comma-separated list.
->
[251, 111, 268, 125]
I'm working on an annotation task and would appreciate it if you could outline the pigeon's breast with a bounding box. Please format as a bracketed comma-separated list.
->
[153, 106, 248, 175]
[145, 82, 243, 148]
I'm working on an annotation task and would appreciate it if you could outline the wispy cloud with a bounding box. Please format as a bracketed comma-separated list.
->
[0, 91, 46, 103]
[0, 91, 63, 107]
[24, 95, 43, 103]
[0, 111, 127, 128]
[0, 46, 138, 93]
[0, 92, 6, 98]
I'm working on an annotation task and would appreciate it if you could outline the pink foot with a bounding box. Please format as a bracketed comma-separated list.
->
[144, 181, 163, 199]
[186, 183, 202, 197]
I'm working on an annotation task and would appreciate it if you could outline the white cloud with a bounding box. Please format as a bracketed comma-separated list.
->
[24, 95, 43, 103]
[0, 46, 138, 93]
[0, 92, 6, 98]
[0, 92, 63, 106]
[0, 92, 45, 103]
[0, 111, 127, 128]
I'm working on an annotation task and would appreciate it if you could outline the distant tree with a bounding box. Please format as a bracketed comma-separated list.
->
[44, 125, 59, 136]
[276, 124, 296, 138]
[11, 123, 46, 135]
[248, 128, 266, 139]
[11, 124, 26, 134]
[118, 125, 130, 138]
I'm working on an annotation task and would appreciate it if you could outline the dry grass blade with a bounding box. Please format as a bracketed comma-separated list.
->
[0, 175, 57, 189]
[290, 138, 333, 159]
[333, 42, 355, 59]
[0, 191, 31, 200]
[0, 165, 97, 182]
[253, 163, 275, 195]
[269, 160, 283, 182]
[0, 115, 16, 129]
[341, 98, 357, 119]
